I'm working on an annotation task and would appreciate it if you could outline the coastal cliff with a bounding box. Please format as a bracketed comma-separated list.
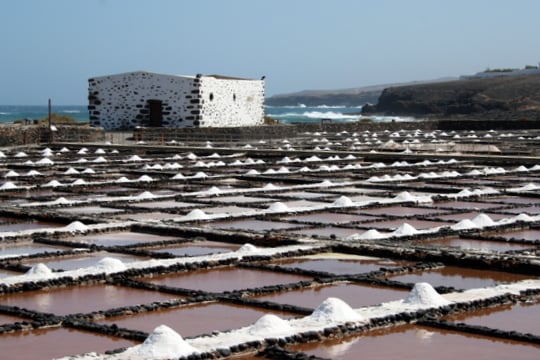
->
[362, 74, 540, 120]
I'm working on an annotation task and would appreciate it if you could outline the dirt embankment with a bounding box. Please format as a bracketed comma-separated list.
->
[362, 75, 540, 121]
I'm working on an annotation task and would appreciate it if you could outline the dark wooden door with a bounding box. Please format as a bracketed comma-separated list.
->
[148, 100, 163, 127]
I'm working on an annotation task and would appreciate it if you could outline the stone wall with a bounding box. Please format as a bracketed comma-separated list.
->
[0, 125, 104, 147]
[88, 72, 264, 130]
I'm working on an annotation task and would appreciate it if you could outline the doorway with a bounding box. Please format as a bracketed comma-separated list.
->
[148, 99, 163, 127]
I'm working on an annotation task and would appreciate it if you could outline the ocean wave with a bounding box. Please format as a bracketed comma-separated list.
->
[0, 112, 11, 115]
[62, 110, 81, 113]
[270, 111, 360, 120]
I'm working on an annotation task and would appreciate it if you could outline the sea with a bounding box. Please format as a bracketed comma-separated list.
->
[0, 104, 415, 125]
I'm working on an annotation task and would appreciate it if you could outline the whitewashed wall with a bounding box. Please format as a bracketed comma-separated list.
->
[88, 72, 264, 130]
[199, 77, 265, 127]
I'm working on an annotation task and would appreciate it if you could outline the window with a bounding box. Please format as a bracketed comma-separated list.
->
[209, 93, 214, 101]
[233, 93, 236, 101]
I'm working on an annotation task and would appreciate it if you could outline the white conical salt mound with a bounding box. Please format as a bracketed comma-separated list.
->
[36, 158, 54, 165]
[394, 191, 415, 201]
[393, 223, 418, 236]
[263, 183, 279, 190]
[403, 282, 451, 306]
[52, 197, 70, 205]
[238, 243, 257, 252]
[0, 182, 17, 190]
[333, 196, 354, 207]
[357, 229, 385, 240]
[172, 173, 185, 179]
[127, 155, 143, 161]
[130, 325, 199, 358]
[64, 167, 79, 175]
[26, 263, 53, 277]
[472, 213, 496, 227]
[205, 186, 221, 195]
[138, 175, 153, 182]
[183, 209, 209, 220]
[64, 221, 89, 233]
[267, 202, 290, 212]
[513, 213, 534, 222]
[115, 176, 130, 183]
[5, 170, 19, 177]
[310, 297, 363, 323]
[318, 180, 334, 187]
[451, 219, 479, 230]
[93, 257, 127, 272]
[44, 180, 62, 187]
[137, 191, 156, 200]
[249, 314, 293, 336]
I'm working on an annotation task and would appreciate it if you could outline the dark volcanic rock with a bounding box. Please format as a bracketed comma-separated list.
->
[362, 74, 540, 120]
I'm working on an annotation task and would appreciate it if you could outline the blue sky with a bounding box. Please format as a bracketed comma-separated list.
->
[1, 0, 539, 104]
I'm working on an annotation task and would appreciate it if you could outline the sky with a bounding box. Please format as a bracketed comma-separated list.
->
[1, 0, 539, 105]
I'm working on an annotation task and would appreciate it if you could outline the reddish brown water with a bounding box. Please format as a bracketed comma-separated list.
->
[113, 211, 180, 221]
[288, 226, 367, 239]
[22, 251, 148, 271]
[0, 221, 63, 232]
[357, 206, 450, 217]
[0, 313, 22, 324]
[414, 237, 534, 252]
[127, 200, 201, 209]
[207, 195, 275, 204]
[272, 255, 412, 275]
[282, 212, 377, 225]
[0, 243, 69, 259]
[444, 296, 540, 335]
[388, 266, 532, 289]
[140, 268, 310, 293]
[0, 327, 137, 360]
[426, 201, 499, 210]
[150, 240, 240, 257]
[290, 324, 540, 359]
[99, 302, 296, 338]
[253, 283, 408, 309]
[502, 206, 540, 215]
[69, 231, 182, 246]
[58, 206, 123, 215]
[206, 219, 302, 231]
[0, 284, 177, 315]
[199, 205, 253, 215]
[483, 196, 540, 205]
[278, 191, 329, 199]
[494, 229, 540, 242]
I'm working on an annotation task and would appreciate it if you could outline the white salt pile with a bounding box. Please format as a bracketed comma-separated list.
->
[309, 297, 363, 323]
[26, 170, 42, 176]
[5, 170, 19, 177]
[267, 202, 290, 212]
[192, 172, 207, 178]
[52, 197, 71, 205]
[263, 183, 279, 190]
[472, 213, 496, 227]
[332, 196, 354, 207]
[127, 155, 144, 161]
[318, 180, 334, 187]
[93, 257, 127, 272]
[65, 167, 80, 175]
[183, 209, 209, 220]
[93, 156, 107, 163]
[36, 158, 54, 165]
[0, 182, 17, 190]
[392, 223, 418, 236]
[137, 175, 153, 182]
[71, 179, 87, 185]
[43, 180, 63, 187]
[123, 325, 199, 359]
[248, 314, 293, 337]
[238, 243, 258, 253]
[245, 169, 260, 175]
[82, 168, 95, 174]
[63, 221, 89, 234]
[14, 151, 28, 157]
[136, 191, 156, 200]
[451, 219, 479, 230]
[403, 282, 451, 306]
[115, 176, 131, 183]
[171, 173, 185, 179]
[26, 263, 53, 277]
[355, 229, 385, 240]
[204, 186, 221, 195]
[394, 191, 416, 201]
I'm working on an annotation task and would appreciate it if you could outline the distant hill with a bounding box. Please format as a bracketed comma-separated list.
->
[361, 74, 540, 120]
[265, 78, 456, 107]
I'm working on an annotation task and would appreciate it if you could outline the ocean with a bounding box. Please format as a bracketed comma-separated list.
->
[0, 104, 414, 125]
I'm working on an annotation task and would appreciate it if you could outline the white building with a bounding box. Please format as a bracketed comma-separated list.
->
[88, 71, 265, 130]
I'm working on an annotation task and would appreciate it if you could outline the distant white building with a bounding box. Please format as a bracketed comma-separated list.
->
[461, 63, 540, 80]
[88, 71, 265, 130]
